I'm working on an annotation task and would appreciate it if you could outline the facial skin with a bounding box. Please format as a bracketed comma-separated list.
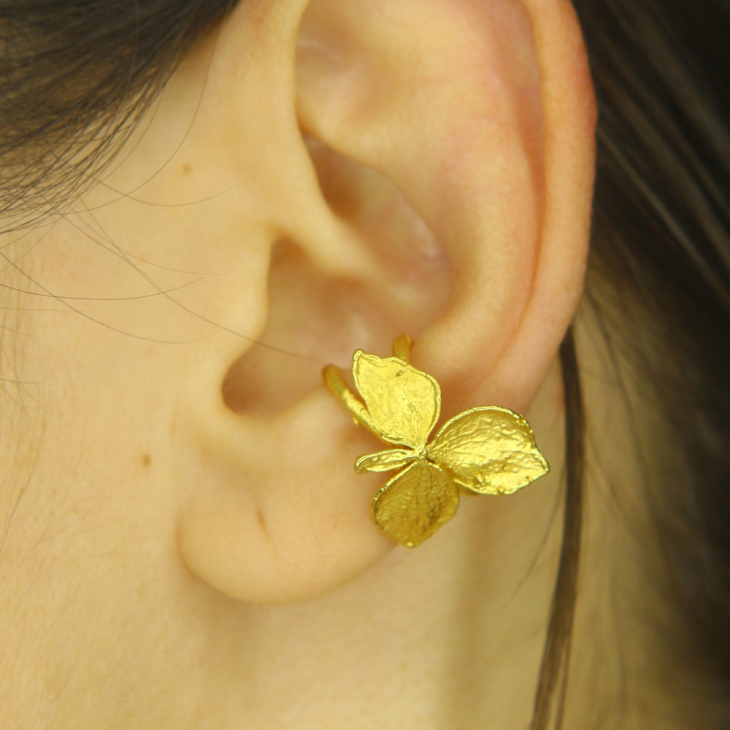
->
[0, 0, 694, 728]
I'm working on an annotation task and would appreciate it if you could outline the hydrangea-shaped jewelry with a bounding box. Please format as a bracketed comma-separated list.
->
[323, 335, 549, 547]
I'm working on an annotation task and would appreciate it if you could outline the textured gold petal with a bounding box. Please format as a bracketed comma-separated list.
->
[427, 406, 549, 495]
[355, 448, 418, 474]
[353, 351, 440, 448]
[371, 460, 459, 547]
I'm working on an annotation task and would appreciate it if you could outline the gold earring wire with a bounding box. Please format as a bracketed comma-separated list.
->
[323, 335, 549, 547]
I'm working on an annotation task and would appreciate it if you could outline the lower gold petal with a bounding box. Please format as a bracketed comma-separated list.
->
[371, 460, 459, 547]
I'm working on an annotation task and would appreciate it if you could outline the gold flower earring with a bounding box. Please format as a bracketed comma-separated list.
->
[323, 335, 549, 547]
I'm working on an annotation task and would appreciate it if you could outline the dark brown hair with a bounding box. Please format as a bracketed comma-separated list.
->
[1, 1, 729, 728]
[579, 1, 730, 725]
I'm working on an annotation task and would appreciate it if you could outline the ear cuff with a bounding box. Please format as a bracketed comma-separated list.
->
[323, 335, 549, 547]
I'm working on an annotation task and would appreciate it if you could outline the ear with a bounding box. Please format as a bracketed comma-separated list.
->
[174, 0, 596, 603]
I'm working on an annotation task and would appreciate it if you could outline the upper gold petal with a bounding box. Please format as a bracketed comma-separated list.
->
[353, 351, 441, 449]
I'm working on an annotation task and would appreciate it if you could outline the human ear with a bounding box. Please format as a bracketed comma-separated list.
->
[174, 0, 596, 604]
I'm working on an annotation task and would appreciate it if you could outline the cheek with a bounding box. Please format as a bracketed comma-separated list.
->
[0, 254, 226, 719]
[0, 196, 268, 681]
[19, 196, 271, 343]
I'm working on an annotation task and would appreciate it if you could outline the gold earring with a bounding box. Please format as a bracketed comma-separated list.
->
[323, 335, 549, 547]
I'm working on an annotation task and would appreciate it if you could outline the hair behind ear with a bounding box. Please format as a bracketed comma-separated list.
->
[575, 0, 730, 713]
[531, 327, 585, 730]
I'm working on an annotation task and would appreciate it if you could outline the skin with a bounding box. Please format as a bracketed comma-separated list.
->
[0, 0, 695, 727]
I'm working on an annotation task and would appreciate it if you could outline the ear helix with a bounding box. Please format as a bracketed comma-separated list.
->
[323, 335, 549, 547]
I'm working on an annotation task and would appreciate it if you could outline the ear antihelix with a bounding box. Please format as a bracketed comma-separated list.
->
[296, 0, 554, 403]
[323, 335, 549, 547]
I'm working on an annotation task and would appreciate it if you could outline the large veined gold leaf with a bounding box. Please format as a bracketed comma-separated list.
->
[353, 351, 440, 449]
[371, 460, 459, 547]
[427, 406, 549, 495]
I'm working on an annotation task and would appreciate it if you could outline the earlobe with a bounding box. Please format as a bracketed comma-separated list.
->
[174, 0, 594, 604]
